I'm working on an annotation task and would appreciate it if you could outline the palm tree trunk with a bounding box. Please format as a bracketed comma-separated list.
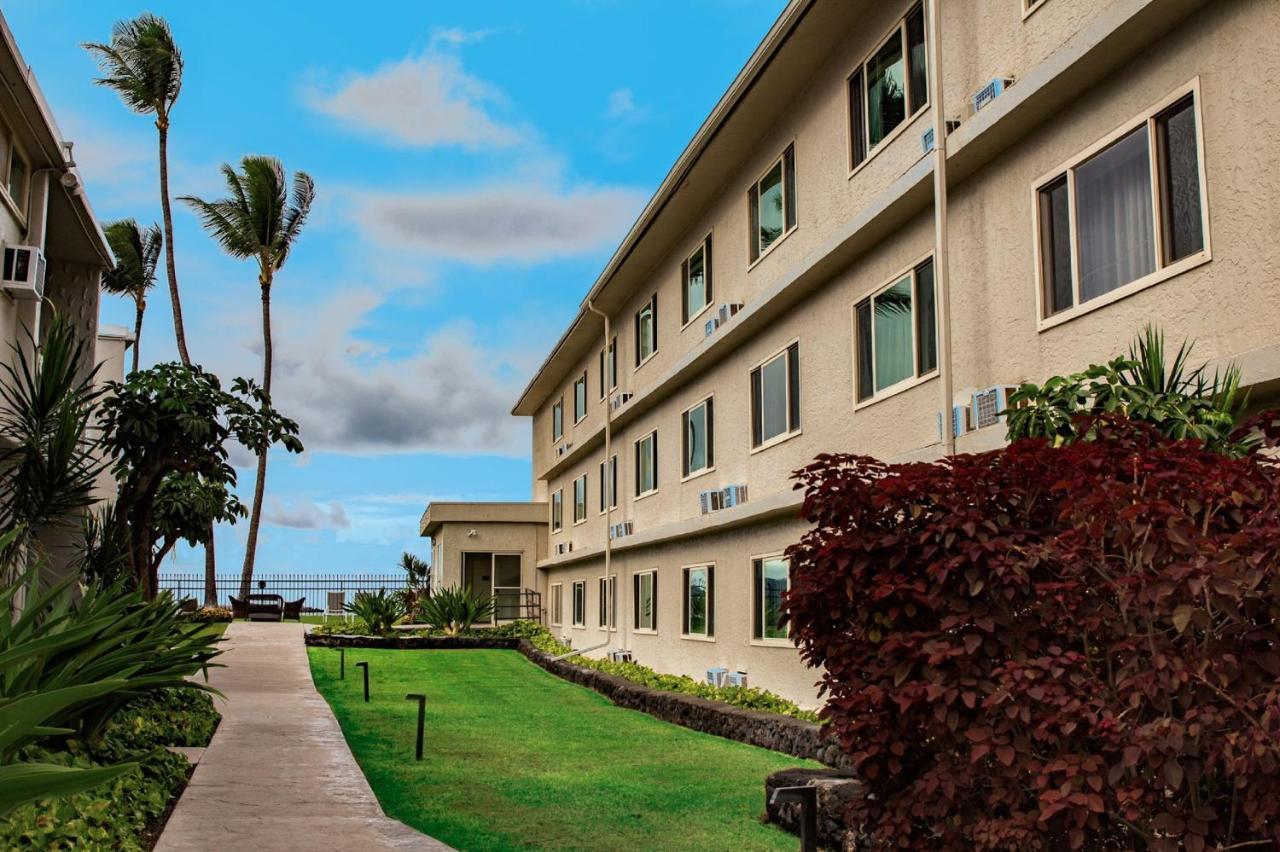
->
[131, 301, 143, 374]
[238, 281, 272, 599]
[156, 119, 191, 367]
[203, 525, 218, 607]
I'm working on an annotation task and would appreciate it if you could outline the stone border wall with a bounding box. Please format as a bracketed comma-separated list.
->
[304, 632, 850, 768]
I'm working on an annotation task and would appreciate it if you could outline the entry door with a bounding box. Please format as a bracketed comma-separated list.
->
[492, 554, 522, 621]
[462, 552, 492, 599]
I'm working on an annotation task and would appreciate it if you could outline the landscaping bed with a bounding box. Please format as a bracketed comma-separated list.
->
[307, 646, 817, 851]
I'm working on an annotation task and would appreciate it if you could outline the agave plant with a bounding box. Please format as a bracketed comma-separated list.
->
[343, 588, 406, 635]
[417, 586, 496, 636]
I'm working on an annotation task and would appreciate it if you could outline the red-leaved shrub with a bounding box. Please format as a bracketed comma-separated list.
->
[786, 416, 1280, 850]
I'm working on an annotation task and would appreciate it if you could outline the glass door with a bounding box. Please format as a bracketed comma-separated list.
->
[493, 554, 522, 621]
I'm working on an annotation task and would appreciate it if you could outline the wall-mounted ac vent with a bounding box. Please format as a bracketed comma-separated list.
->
[938, 405, 974, 441]
[2, 245, 46, 300]
[609, 393, 634, 412]
[698, 489, 723, 515]
[704, 317, 720, 337]
[704, 303, 745, 338]
[921, 119, 962, 154]
[706, 667, 728, 687]
[727, 671, 748, 688]
[972, 77, 1014, 114]
[971, 385, 1021, 430]
[721, 484, 748, 509]
[608, 521, 634, 540]
[608, 650, 634, 663]
[555, 442, 574, 458]
[554, 541, 574, 556]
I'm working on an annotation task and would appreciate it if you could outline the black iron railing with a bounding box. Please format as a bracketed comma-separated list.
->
[158, 573, 407, 612]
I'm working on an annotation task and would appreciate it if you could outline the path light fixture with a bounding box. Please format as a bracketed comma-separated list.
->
[338, 647, 345, 679]
[770, 785, 817, 852]
[405, 693, 427, 760]
[356, 661, 370, 702]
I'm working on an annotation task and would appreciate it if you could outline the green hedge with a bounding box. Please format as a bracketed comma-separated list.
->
[0, 688, 220, 850]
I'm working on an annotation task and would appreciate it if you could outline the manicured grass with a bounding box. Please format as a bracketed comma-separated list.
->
[308, 648, 815, 852]
[197, 621, 229, 639]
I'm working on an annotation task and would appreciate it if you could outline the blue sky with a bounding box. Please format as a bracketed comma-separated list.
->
[5, 0, 782, 578]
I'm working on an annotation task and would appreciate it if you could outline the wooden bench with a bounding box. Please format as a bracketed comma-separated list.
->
[246, 594, 284, 622]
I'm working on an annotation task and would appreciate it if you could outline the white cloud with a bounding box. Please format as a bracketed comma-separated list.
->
[429, 26, 500, 47]
[304, 51, 523, 150]
[262, 497, 350, 530]
[348, 183, 644, 264]
[605, 87, 645, 121]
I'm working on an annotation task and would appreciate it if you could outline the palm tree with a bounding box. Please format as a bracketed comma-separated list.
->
[84, 14, 191, 366]
[180, 157, 315, 598]
[102, 220, 161, 375]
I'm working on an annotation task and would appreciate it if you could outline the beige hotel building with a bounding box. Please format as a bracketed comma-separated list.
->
[421, 0, 1280, 704]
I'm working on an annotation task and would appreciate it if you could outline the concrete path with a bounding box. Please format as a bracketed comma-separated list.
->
[156, 621, 451, 851]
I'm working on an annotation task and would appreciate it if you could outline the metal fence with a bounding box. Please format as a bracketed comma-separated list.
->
[158, 574, 407, 613]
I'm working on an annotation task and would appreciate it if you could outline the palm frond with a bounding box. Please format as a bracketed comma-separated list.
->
[83, 14, 182, 116]
[102, 219, 161, 302]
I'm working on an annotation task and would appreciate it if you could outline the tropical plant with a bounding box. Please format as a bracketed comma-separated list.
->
[0, 311, 103, 572]
[84, 14, 189, 365]
[180, 156, 315, 598]
[99, 362, 302, 597]
[150, 473, 245, 586]
[101, 219, 161, 374]
[417, 586, 495, 635]
[400, 551, 430, 588]
[1006, 325, 1248, 454]
[343, 589, 406, 635]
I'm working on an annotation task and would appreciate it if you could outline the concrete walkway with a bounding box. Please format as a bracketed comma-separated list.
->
[156, 621, 451, 851]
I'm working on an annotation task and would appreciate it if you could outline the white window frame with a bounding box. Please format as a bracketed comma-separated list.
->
[845, 2, 929, 177]
[634, 429, 658, 499]
[1023, 0, 1050, 20]
[550, 489, 563, 533]
[573, 371, 588, 424]
[598, 454, 618, 515]
[681, 563, 715, 641]
[680, 234, 714, 328]
[550, 582, 563, 626]
[680, 395, 715, 481]
[1032, 79, 1211, 332]
[751, 552, 792, 646]
[749, 341, 801, 453]
[635, 294, 658, 368]
[852, 253, 938, 409]
[0, 121, 29, 223]
[571, 580, 586, 627]
[572, 473, 587, 525]
[599, 336, 617, 400]
[634, 569, 657, 634]
[551, 397, 564, 443]
[597, 574, 617, 631]
[747, 143, 797, 268]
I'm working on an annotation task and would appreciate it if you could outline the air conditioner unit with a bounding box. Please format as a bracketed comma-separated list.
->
[727, 671, 748, 688]
[920, 119, 962, 154]
[2, 245, 46, 300]
[937, 405, 974, 441]
[718, 303, 744, 324]
[554, 542, 572, 556]
[972, 77, 1014, 114]
[721, 484, 749, 509]
[609, 521, 634, 540]
[971, 385, 1020, 430]
[704, 317, 720, 337]
[698, 489, 724, 515]
[555, 442, 574, 458]
[706, 667, 728, 687]
[609, 393, 633, 412]
[608, 650, 634, 663]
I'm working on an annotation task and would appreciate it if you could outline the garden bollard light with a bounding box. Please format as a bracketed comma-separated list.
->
[770, 785, 817, 852]
[406, 693, 427, 760]
[356, 661, 370, 702]
[338, 647, 345, 679]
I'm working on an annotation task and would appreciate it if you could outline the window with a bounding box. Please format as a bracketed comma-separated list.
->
[635, 431, 657, 495]
[573, 371, 588, 423]
[6, 146, 28, 216]
[682, 236, 713, 324]
[599, 337, 617, 399]
[634, 570, 657, 632]
[572, 580, 586, 627]
[750, 343, 800, 448]
[682, 565, 714, 638]
[635, 295, 657, 365]
[551, 489, 563, 532]
[550, 583, 563, 625]
[682, 398, 714, 477]
[551, 398, 564, 442]
[597, 575, 616, 629]
[855, 257, 937, 402]
[598, 455, 618, 513]
[748, 144, 797, 263]
[573, 474, 587, 523]
[848, 3, 927, 170]
[752, 555, 790, 641]
[1037, 89, 1206, 319]
[1024, 0, 1050, 15]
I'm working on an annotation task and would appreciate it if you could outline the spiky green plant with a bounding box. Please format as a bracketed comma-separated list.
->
[343, 588, 406, 635]
[417, 586, 496, 636]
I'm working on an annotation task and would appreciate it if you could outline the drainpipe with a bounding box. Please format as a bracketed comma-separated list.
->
[927, 0, 956, 456]
[585, 300, 621, 650]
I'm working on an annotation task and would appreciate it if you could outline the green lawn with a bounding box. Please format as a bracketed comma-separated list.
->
[308, 648, 815, 852]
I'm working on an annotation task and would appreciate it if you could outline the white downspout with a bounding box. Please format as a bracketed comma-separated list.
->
[927, 0, 956, 456]
[585, 300, 621, 651]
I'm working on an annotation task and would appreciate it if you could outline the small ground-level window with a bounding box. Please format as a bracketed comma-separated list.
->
[750, 343, 800, 448]
[550, 583, 563, 625]
[597, 575, 616, 629]
[634, 570, 657, 631]
[571, 580, 586, 626]
[854, 257, 936, 402]
[682, 565, 714, 638]
[752, 556, 790, 641]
